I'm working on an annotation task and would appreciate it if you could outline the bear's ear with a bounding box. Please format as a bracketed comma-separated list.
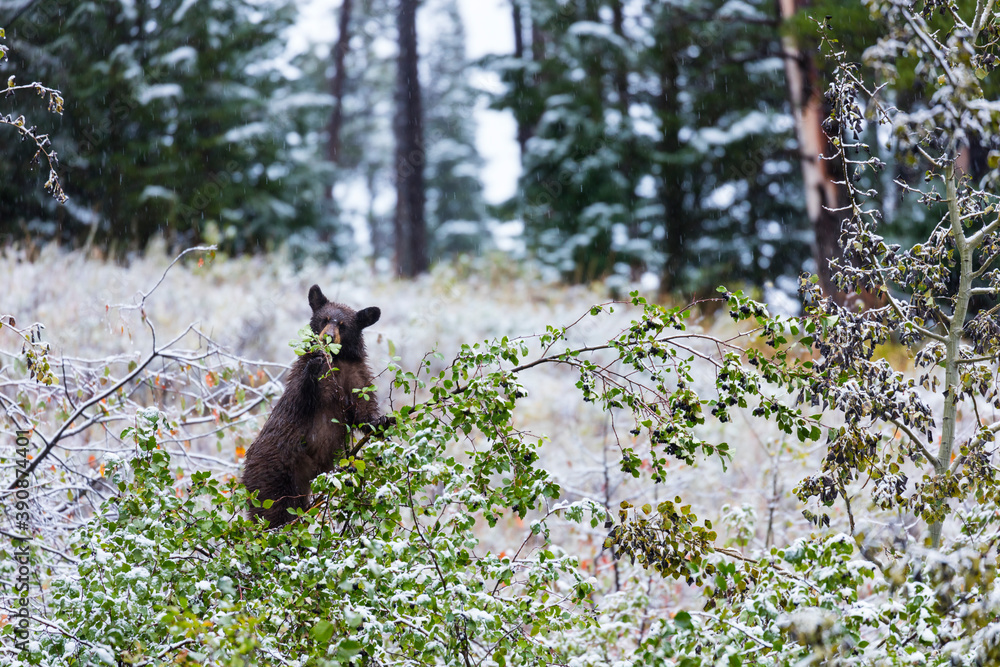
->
[356, 307, 381, 329]
[308, 285, 328, 312]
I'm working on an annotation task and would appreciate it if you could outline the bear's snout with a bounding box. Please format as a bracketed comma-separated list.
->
[319, 322, 341, 347]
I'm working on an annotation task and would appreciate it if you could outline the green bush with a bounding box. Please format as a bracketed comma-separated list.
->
[36, 397, 606, 664]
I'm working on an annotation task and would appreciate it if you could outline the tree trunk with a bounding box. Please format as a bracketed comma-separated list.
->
[778, 0, 847, 301]
[511, 0, 530, 155]
[328, 0, 354, 165]
[610, 0, 640, 245]
[512, 0, 524, 62]
[531, 20, 545, 63]
[610, 0, 629, 110]
[394, 0, 428, 277]
[656, 47, 685, 293]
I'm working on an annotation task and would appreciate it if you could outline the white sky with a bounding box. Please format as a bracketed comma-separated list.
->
[292, 0, 521, 204]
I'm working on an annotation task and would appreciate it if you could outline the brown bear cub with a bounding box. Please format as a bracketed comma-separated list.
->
[241, 285, 391, 527]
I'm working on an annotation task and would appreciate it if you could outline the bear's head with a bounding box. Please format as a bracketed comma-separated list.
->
[307, 285, 380, 362]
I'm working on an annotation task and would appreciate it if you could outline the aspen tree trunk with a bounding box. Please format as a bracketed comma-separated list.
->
[929, 161, 974, 548]
[328, 0, 354, 165]
[394, 0, 428, 277]
[778, 0, 847, 301]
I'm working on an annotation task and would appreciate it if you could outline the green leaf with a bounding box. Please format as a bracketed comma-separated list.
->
[345, 610, 364, 628]
[310, 620, 335, 643]
[338, 639, 364, 658]
[674, 610, 694, 630]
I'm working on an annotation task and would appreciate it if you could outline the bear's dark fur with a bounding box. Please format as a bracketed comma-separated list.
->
[241, 285, 390, 527]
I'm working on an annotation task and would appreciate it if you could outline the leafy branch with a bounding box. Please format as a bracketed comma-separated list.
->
[0, 27, 67, 203]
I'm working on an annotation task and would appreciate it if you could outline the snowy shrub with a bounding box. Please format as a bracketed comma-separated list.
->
[29, 337, 618, 665]
[619, 1, 1000, 662]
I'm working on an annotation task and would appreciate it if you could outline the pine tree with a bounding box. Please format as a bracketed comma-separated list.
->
[326, 0, 398, 262]
[491, 0, 810, 292]
[492, 0, 645, 282]
[644, 0, 804, 292]
[323, 0, 488, 266]
[0, 0, 335, 255]
[422, 0, 488, 259]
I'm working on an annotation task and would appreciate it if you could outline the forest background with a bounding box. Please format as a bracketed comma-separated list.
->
[3, 0, 1000, 665]
[0, 0, 906, 296]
